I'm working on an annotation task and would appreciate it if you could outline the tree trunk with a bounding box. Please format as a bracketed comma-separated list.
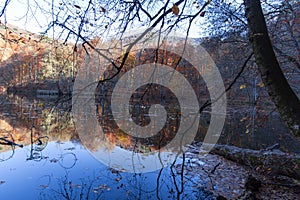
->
[244, 0, 300, 138]
[208, 143, 300, 180]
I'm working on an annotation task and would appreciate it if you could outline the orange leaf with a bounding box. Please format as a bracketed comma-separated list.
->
[239, 84, 246, 89]
[240, 116, 248, 122]
[172, 4, 179, 15]
[257, 81, 264, 87]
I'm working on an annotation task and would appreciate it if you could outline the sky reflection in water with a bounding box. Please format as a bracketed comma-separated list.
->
[0, 141, 212, 200]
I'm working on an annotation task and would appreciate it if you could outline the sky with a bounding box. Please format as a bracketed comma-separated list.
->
[1, 0, 51, 33]
[1, 0, 206, 41]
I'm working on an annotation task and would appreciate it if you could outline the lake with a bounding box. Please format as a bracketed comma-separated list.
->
[0, 89, 299, 199]
[0, 93, 217, 200]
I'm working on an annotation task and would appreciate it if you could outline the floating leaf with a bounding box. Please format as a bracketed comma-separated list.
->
[257, 81, 264, 87]
[73, 184, 81, 188]
[172, 4, 179, 15]
[93, 189, 99, 194]
[39, 184, 48, 189]
[239, 84, 246, 89]
[64, 147, 75, 151]
[240, 116, 248, 122]
[114, 177, 122, 182]
[50, 158, 58, 163]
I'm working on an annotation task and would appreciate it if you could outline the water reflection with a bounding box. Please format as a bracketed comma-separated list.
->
[0, 140, 215, 200]
[0, 89, 299, 199]
[0, 94, 216, 199]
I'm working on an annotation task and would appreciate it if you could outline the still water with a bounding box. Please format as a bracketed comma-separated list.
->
[1, 141, 214, 200]
[0, 94, 215, 200]
[1, 85, 299, 200]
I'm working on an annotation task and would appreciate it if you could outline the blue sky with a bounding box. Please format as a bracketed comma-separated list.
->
[1, 0, 206, 40]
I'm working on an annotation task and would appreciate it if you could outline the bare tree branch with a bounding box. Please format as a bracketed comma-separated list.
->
[0, 0, 11, 18]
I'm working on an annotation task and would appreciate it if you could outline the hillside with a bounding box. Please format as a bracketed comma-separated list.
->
[0, 23, 76, 93]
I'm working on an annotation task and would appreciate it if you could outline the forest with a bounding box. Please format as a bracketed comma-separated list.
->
[0, 0, 299, 199]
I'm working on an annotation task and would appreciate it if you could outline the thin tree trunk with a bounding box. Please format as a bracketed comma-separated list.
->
[244, 0, 300, 138]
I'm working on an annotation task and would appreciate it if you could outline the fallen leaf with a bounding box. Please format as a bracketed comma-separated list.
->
[257, 81, 264, 87]
[240, 116, 248, 122]
[50, 158, 58, 163]
[64, 147, 75, 151]
[39, 184, 48, 189]
[73, 184, 81, 188]
[239, 84, 246, 89]
[200, 11, 206, 17]
[93, 189, 99, 194]
[114, 177, 122, 182]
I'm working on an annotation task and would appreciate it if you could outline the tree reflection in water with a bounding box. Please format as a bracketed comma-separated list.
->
[1, 81, 300, 199]
[0, 131, 17, 161]
[0, 94, 215, 199]
[38, 157, 215, 200]
[26, 126, 49, 161]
